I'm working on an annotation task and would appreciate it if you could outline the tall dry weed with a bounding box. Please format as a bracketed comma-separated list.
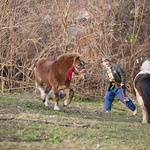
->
[0, 0, 149, 98]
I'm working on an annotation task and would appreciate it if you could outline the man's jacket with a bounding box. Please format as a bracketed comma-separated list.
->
[103, 64, 126, 90]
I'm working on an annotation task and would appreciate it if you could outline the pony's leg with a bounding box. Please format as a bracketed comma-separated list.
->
[135, 88, 148, 123]
[53, 88, 60, 110]
[39, 87, 46, 101]
[44, 94, 50, 106]
[63, 88, 74, 106]
[43, 88, 52, 107]
[34, 68, 46, 102]
[35, 80, 46, 101]
[141, 106, 148, 123]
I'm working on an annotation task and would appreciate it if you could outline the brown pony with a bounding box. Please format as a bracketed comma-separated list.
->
[34, 53, 87, 110]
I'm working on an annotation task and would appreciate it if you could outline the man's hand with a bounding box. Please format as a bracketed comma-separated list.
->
[120, 83, 124, 87]
[109, 78, 115, 82]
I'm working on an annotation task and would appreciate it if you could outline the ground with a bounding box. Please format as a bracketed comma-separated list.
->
[0, 93, 150, 150]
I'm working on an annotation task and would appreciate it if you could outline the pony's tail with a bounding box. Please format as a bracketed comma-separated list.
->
[140, 74, 150, 123]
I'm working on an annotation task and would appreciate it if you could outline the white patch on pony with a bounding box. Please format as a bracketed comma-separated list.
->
[140, 59, 150, 72]
[54, 105, 60, 111]
[134, 88, 144, 106]
[64, 100, 68, 106]
[39, 87, 46, 100]
[44, 94, 50, 106]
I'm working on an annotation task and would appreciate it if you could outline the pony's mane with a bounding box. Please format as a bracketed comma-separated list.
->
[54, 53, 80, 70]
[57, 53, 79, 61]
[141, 59, 150, 71]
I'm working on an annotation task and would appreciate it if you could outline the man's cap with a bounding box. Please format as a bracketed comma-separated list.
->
[101, 57, 111, 63]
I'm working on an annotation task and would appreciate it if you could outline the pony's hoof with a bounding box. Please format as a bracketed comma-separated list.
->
[63, 100, 68, 107]
[142, 121, 148, 124]
[44, 102, 49, 107]
[54, 106, 60, 111]
[41, 95, 46, 100]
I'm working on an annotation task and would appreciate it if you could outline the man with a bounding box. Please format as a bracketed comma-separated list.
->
[101, 58, 137, 114]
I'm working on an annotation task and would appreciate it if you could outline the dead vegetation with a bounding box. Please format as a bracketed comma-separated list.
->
[0, 0, 150, 98]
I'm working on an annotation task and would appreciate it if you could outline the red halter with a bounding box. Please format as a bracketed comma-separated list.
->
[67, 66, 75, 81]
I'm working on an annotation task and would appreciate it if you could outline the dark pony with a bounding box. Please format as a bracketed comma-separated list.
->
[133, 59, 150, 123]
[34, 53, 87, 110]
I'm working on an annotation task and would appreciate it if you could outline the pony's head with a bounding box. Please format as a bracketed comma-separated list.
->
[141, 59, 150, 71]
[74, 56, 85, 69]
[73, 55, 87, 79]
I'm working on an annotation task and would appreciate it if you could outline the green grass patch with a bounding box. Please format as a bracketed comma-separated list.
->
[0, 93, 149, 150]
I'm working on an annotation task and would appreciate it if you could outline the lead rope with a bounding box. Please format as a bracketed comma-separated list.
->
[120, 88, 127, 113]
[120, 87, 130, 113]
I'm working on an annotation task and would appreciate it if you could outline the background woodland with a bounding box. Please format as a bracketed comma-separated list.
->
[0, 0, 150, 99]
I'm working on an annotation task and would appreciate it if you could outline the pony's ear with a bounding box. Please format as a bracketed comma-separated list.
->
[75, 56, 80, 60]
[73, 55, 80, 65]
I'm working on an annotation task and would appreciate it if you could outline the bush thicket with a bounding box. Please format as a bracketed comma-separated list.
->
[0, 0, 150, 98]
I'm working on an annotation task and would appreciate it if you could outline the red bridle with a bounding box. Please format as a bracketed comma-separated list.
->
[67, 66, 75, 81]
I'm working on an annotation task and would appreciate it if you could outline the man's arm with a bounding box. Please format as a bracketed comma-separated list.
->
[115, 65, 126, 86]
[116, 65, 126, 85]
